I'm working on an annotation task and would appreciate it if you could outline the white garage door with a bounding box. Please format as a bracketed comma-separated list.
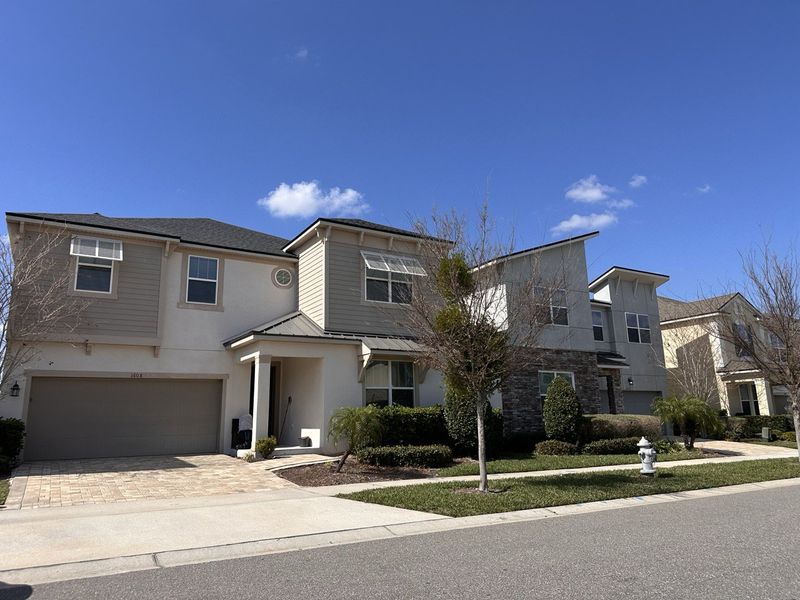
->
[25, 377, 222, 460]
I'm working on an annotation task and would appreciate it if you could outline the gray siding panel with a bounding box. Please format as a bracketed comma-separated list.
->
[325, 241, 415, 336]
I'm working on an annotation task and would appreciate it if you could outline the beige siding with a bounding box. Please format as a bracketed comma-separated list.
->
[325, 239, 416, 336]
[11, 232, 163, 340]
[76, 242, 162, 338]
[298, 241, 325, 328]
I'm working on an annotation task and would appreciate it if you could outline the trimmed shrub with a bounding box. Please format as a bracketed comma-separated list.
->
[742, 415, 793, 435]
[376, 405, 449, 447]
[543, 377, 583, 443]
[0, 418, 25, 471]
[779, 431, 797, 442]
[255, 436, 277, 458]
[357, 444, 453, 468]
[534, 439, 577, 455]
[443, 387, 502, 456]
[583, 437, 641, 455]
[585, 414, 662, 442]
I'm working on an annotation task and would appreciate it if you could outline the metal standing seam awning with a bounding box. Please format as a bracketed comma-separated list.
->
[357, 336, 428, 382]
[596, 351, 630, 370]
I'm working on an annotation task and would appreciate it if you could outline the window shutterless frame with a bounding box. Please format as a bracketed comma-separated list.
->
[364, 360, 415, 407]
[365, 268, 412, 304]
[74, 256, 114, 293]
[592, 310, 604, 341]
[186, 255, 219, 305]
[625, 312, 651, 344]
[538, 371, 575, 398]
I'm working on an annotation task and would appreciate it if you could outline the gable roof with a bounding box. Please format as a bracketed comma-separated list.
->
[282, 217, 448, 252]
[657, 293, 740, 323]
[588, 266, 669, 292]
[6, 212, 294, 258]
[473, 231, 600, 270]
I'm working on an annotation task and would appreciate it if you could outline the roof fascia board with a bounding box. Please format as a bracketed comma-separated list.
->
[282, 218, 441, 253]
[660, 312, 722, 326]
[176, 241, 297, 262]
[589, 266, 669, 292]
[6, 215, 180, 244]
[474, 231, 599, 271]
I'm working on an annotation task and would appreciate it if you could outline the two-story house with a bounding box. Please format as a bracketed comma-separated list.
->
[658, 293, 790, 416]
[484, 235, 670, 435]
[2, 211, 671, 460]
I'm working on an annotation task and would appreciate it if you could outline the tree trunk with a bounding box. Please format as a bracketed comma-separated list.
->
[792, 397, 800, 463]
[335, 448, 351, 473]
[476, 395, 489, 493]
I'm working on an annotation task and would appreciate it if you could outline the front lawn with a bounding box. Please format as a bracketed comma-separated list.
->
[438, 449, 707, 477]
[340, 458, 800, 517]
[0, 477, 9, 505]
[742, 438, 797, 450]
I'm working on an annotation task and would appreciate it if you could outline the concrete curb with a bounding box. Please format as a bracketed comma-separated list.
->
[2, 476, 798, 587]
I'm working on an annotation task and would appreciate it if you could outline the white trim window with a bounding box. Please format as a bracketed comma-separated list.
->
[769, 332, 786, 362]
[187, 256, 219, 305]
[535, 287, 569, 326]
[539, 371, 575, 399]
[364, 360, 415, 407]
[734, 322, 753, 358]
[592, 310, 604, 341]
[626, 312, 651, 343]
[361, 251, 425, 305]
[70, 236, 123, 293]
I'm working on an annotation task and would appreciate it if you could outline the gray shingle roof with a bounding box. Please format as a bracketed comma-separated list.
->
[658, 293, 738, 322]
[7, 212, 293, 258]
[319, 218, 429, 240]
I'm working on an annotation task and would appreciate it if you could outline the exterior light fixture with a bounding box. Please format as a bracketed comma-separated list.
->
[9, 382, 20, 397]
[627, 377, 634, 387]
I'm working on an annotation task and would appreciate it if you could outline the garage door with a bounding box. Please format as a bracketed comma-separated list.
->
[25, 377, 222, 460]
[623, 391, 661, 415]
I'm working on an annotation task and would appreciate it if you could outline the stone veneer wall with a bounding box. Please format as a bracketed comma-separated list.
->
[598, 368, 625, 414]
[501, 348, 601, 435]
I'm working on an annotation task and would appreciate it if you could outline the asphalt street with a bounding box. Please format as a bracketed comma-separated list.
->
[3, 485, 798, 599]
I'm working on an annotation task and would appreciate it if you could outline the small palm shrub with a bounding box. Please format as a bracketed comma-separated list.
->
[328, 406, 383, 473]
[652, 396, 722, 449]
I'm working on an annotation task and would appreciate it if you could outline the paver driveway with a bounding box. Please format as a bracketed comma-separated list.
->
[6, 454, 294, 509]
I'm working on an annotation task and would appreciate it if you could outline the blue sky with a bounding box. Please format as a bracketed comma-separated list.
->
[2, 1, 799, 299]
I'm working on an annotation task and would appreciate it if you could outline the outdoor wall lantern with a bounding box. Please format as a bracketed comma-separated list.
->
[627, 377, 634, 387]
[9, 381, 20, 397]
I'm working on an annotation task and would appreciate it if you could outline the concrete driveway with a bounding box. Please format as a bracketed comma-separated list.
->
[5, 454, 293, 510]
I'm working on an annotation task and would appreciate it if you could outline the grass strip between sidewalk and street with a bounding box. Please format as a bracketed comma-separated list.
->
[0, 477, 9, 505]
[340, 458, 800, 517]
[438, 450, 706, 477]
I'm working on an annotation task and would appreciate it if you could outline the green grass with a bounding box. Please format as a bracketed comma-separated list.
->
[438, 450, 706, 477]
[0, 478, 8, 505]
[742, 438, 798, 449]
[341, 458, 800, 517]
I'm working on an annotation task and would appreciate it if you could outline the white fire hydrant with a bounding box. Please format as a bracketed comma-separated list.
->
[637, 437, 657, 476]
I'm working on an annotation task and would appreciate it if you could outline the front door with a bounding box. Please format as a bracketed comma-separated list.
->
[739, 383, 760, 415]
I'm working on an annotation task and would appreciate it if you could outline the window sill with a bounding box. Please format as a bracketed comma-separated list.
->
[177, 300, 224, 312]
[69, 287, 118, 300]
[361, 299, 410, 308]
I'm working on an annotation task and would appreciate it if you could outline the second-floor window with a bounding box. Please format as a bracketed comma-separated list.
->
[592, 310, 604, 341]
[535, 287, 569, 326]
[70, 236, 123, 294]
[626, 312, 651, 343]
[769, 332, 786, 362]
[361, 251, 426, 305]
[187, 256, 219, 304]
[734, 322, 753, 358]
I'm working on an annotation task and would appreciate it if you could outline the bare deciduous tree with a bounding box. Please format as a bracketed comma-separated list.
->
[706, 241, 800, 460]
[1, 227, 87, 398]
[405, 205, 563, 492]
[661, 324, 720, 404]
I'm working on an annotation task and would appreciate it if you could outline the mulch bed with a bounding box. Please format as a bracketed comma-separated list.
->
[277, 457, 438, 487]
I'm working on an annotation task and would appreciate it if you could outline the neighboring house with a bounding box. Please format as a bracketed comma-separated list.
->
[2, 211, 671, 460]
[488, 236, 670, 435]
[659, 293, 790, 416]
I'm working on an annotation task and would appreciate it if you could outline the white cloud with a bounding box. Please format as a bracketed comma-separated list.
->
[258, 181, 368, 219]
[565, 175, 616, 203]
[629, 174, 647, 188]
[290, 47, 309, 62]
[550, 212, 618, 236]
[606, 198, 635, 210]
[696, 184, 712, 194]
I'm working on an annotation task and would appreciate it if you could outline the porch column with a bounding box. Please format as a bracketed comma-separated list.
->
[754, 378, 774, 415]
[251, 353, 272, 450]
